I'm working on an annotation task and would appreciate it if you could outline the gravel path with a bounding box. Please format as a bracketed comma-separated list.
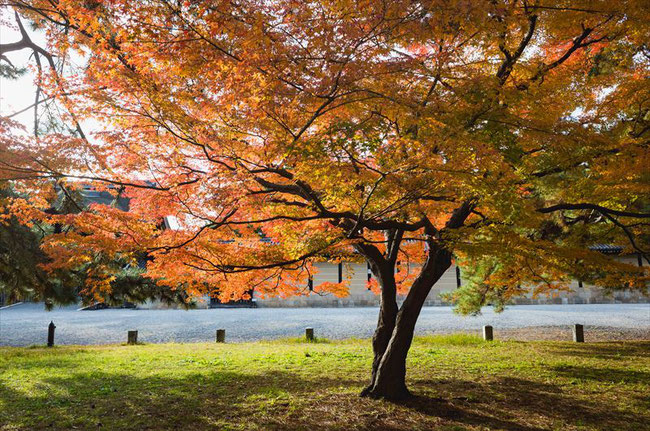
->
[1, 303, 648, 346]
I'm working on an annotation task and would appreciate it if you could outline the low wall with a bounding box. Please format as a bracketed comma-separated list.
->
[138, 256, 647, 308]
[255, 258, 649, 307]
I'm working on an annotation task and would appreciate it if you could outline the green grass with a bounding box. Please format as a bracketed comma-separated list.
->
[1, 336, 648, 430]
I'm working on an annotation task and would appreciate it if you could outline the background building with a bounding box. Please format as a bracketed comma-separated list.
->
[251, 252, 647, 308]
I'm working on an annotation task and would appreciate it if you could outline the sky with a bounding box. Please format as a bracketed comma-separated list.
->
[0, 13, 45, 127]
[1, 11, 101, 141]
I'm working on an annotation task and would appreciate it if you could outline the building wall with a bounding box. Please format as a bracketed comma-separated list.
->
[255, 262, 380, 307]
[255, 255, 648, 307]
[506, 255, 648, 305]
[256, 261, 465, 307]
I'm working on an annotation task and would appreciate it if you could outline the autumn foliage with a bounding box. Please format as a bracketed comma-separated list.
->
[1, 0, 649, 398]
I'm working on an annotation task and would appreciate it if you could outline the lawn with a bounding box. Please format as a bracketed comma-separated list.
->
[1, 335, 648, 431]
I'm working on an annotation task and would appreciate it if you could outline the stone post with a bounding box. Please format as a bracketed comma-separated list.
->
[127, 330, 138, 345]
[216, 329, 226, 343]
[305, 327, 314, 342]
[483, 325, 493, 341]
[47, 321, 56, 347]
[573, 324, 584, 343]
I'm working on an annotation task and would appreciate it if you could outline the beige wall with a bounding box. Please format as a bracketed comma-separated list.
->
[255, 255, 648, 307]
[255, 261, 464, 307]
[256, 262, 380, 307]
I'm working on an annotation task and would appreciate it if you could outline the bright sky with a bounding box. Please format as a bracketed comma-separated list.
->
[0, 14, 45, 127]
[1, 10, 103, 142]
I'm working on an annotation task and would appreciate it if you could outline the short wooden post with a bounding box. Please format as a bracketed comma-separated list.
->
[216, 329, 226, 343]
[305, 327, 314, 342]
[127, 330, 138, 345]
[483, 325, 493, 341]
[573, 324, 584, 343]
[47, 321, 56, 347]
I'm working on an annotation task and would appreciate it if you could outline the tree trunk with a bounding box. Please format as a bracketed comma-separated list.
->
[362, 248, 452, 400]
[360, 259, 398, 396]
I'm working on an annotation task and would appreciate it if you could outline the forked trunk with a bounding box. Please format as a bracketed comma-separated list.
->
[360, 260, 398, 396]
[362, 248, 452, 400]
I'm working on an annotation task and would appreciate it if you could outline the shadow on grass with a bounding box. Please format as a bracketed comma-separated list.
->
[2, 369, 648, 431]
[2, 341, 649, 430]
[0, 369, 357, 430]
[551, 364, 650, 384]
[546, 341, 650, 360]
[407, 373, 649, 431]
[400, 394, 545, 431]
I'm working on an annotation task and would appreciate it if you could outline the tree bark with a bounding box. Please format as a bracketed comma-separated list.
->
[357, 200, 473, 400]
[362, 247, 452, 400]
[354, 230, 402, 396]
[360, 258, 398, 396]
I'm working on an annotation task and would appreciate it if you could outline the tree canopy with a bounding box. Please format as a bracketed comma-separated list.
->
[1, 0, 648, 399]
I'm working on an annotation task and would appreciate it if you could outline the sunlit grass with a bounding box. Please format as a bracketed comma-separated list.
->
[1, 336, 648, 430]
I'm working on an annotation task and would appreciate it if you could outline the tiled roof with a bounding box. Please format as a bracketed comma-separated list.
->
[588, 244, 624, 255]
[81, 189, 130, 211]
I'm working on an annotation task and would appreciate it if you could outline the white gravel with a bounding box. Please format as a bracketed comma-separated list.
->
[0, 303, 648, 346]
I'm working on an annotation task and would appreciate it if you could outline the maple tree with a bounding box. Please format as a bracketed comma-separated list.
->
[0, 183, 194, 308]
[1, 0, 649, 399]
